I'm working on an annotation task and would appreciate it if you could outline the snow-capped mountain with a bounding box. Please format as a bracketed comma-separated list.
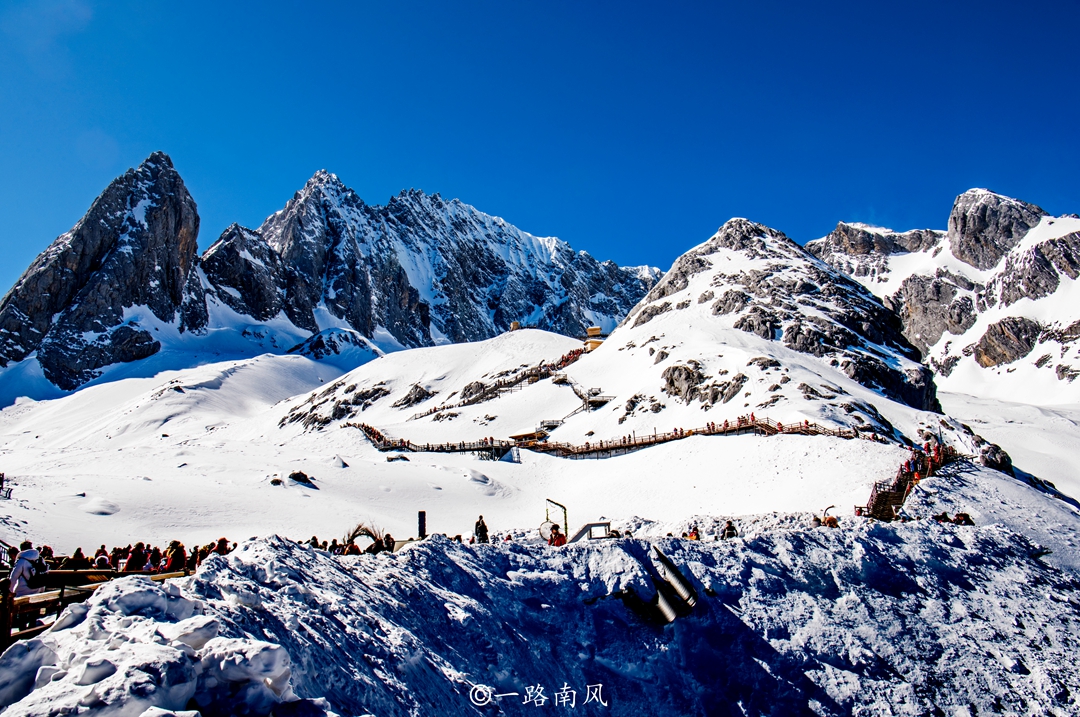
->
[282, 218, 952, 459]
[0, 153, 206, 391]
[4, 213, 1078, 715]
[583, 218, 939, 436]
[0, 153, 659, 399]
[807, 189, 1080, 403]
[210, 171, 660, 348]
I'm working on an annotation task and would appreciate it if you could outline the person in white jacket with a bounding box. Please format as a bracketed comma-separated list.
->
[10, 542, 43, 597]
[8, 541, 45, 631]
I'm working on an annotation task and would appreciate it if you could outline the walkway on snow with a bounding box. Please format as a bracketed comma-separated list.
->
[348, 415, 878, 462]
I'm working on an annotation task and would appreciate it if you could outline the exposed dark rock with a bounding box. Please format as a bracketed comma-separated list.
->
[973, 317, 1042, 368]
[805, 222, 943, 284]
[747, 357, 780, 369]
[202, 224, 287, 321]
[810, 222, 942, 258]
[885, 271, 980, 357]
[432, 411, 459, 422]
[1039, 233, 1080, 279]
[287, 329, 375, 361]
[653, 350, 669, 364]
[930, 355, 961, 377]
[460, 381, 488, 403]
[0, 152, 202, 389]
[638, 217, 938, 411]
[639, 255, 712, 304]
[1056, 365, 1079, 382]
[991, 232, 1080, 308]
[711, 290, 750, 316]
[2, 159, 656, 392]
[782, 319, 849, 358]
[839, 400, 895, 437]
[719, 374, 748, 404]
[391, 384, 437, 408]
[632, 302, 672, 328]
[839, 358, 940, 413]
[660, 364, 705, 403]
[734, 308, 780, 340]
[948, 189, 1047, 270]
[254, 175, 659, 346]
[979, 443, 1015, 476]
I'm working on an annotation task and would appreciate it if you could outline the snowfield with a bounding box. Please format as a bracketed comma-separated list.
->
[1, 316, 1079, 714]
[0, 329, 947, 552]
[2, 460, 1079, 716]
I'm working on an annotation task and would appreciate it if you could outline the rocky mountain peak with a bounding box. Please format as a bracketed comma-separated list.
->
[706, 217, 803, 259]
[948, 188, 1047, 270]
[0, 151, 204, 389]
[301, 169, 348, 194]
[621, 217, 937, 416]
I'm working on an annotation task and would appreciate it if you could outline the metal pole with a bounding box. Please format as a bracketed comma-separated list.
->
[418, 511, 427, 539]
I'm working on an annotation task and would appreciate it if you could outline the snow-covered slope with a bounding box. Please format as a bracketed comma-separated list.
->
[0, 329, 918, 551]
[4, 456, 1080, 716]
[2, 260, 1078, 714]
[552, 218, 939, 445]
[808, 190, 1080, 404]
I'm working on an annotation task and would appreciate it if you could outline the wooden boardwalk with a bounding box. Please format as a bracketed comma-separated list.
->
[856, 446, 962, 521]
[349, 415, 876, 462]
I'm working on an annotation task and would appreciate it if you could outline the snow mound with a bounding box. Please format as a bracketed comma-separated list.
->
[6, 460, 1080, 716]
[0, 575, 333, 717]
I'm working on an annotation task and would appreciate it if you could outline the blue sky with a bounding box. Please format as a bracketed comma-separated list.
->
[1, 1, 1078, 291]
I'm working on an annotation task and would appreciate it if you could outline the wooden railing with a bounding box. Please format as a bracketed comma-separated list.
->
[1, 570, 189, 649]
[349, 416, 884, 461]
[855, 446, 962, 521]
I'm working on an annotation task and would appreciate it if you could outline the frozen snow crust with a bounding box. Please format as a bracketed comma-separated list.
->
[4, 466, 1080, 717]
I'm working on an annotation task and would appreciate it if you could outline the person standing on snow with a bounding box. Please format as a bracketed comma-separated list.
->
[548, 524, 567, 547]
[474, 515, 489, 544]
[721, 521, 739, 540]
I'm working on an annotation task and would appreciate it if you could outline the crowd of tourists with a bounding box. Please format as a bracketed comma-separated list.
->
[1, 538, 237, 595]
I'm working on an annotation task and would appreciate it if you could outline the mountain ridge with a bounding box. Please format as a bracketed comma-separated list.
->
[807, 188, 1080, 404]
[0, 153, 659, 397]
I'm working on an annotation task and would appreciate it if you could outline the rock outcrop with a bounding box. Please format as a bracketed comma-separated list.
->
[201, 224, 287, 322]
[806, 222, 943, 287]
[809, 189, 1080, 403]
[948, 189, 1047, 271]
[884, 270, 980, 356]
[0, 152, 203, 389]
[972, 317, 1042, 368]
[286, 329, 380, 363]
